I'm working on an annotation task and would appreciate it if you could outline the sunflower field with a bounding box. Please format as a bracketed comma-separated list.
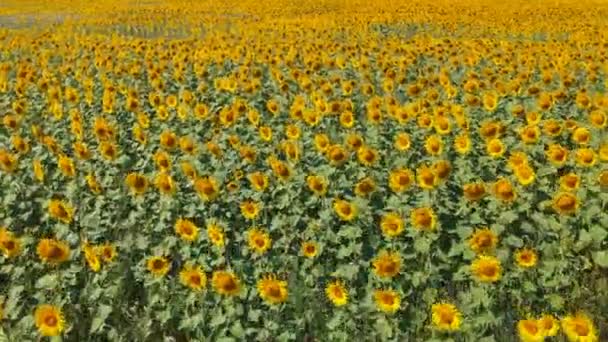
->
[0, 0, 607, 341]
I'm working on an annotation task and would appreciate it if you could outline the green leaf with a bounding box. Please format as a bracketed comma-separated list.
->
[592, 250, 608, 268]
[210, 312, 227, 327]
[229, 321, 245, 338]
[90, 304, 113, 334]
[36, 273, 58, 289]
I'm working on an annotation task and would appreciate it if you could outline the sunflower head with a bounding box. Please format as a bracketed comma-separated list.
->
[471, 255, 501, 283]
[306, 175, 328, 196]
[333, 199, 357, 221]
[463, 182, 486, 201]
[180, 264, 207, 291]
[380, 212, 404, 238]
[240, 200, 261, 220]
[257, 274, 288, 305]
[37, 238, 70, 265]
[325, 280, 348, 307]
[561, 313, 597, 342]
[411, 207, 436, 231]
[206, 222, 225, 248]
[174, 218, 199, 242]
[146, 256, 170, 277]
[515, 248, 538, 268]
[468, 228, 498, 255]
[431, 303, 462, 331]
[211, 270, 241, 296]
[552, 192, 578, 215]
[373, 289, 400, 314]
[125, 172, 148, 195]
[372, 250, 401, 279]
[301, 241, 319, 258]
[34, 304, 65, 337]
[247, 228, 271, 254]
[0, 228, 22, 258]
[390, 168, 415, 192]
[354, 177, 376, 197]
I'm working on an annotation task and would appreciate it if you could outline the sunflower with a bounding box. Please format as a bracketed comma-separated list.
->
[125, 172, 148, 195]
[175, 218, 199, 242]
[248, 172, 269, 192]
[327, 144, 349, 165]
[571, 127, 591, 145]
[82, 243, 101, 272]
[471, 255, 501, 283]
[48, 199, 74, 224]
[515, 248, 538, 268]
[86, 174, 103, 194]
[598, 170, 608, 188]
[520, 125, 541, 144]
[394, 132, 411, 151]
[154, 150, 171, 171]
[269, 158, 293, 181]
[159, 130, 177, 150]
[0, 228, 21, 258]
[411, 207, 436, 231]
[552, 192, 578, 215]
[432, 160, 452, 182]
[546, 144, 569, 166]
[285, 124, 301, 140]
[31, 159, 45, 182]
[431, 303, 462, 331]
[454, 133, 471, 154]
[306, 175, 328, 196]
[514, 164, 536, 186]
[247, 227, 271, 254]
[339, 110, 355, 128]
[373, 289, 400, 314]
[517, 319, 544, 342]
[463, 182, 486, 201]
[468, 228, 498, 255]
[543, 119, 563, 136]
[259, 126, 273, 142]
[600, 144, 608, 162]
[538, 314, 559, 337]
[194, 176, 220, 201]
[206, 222, 225, 247]
[34, 305, 65, 336]
[354, 177, 377, 197]
[146, 256, 170, 277]
[479, 121, 502, 140]
[561, 313, 597, 342]
[424, 135, 443, 156]
[508, 152, 529, 170]
[96, 243, 117, 263]
[155, 172, 176, 195]
[493, 178, 516, 202]
[99, 141, 118, 161]
[325, 280, 348, 307]
[212, 270, 241, 296]
[180, 264, 207, 291]
[380, 212, 404, 238]
[314, 133, 331, 153]
[560, 173, 580, 191]
[257, 274, 288, 305]
[486, 138, 505, 158]
[301, 241, 318, 258]
[389, 168, 415, 192]
[57, 155, 76, 177]
[37, 238, 70, 265]
[11, 135, 29, 154]
[333, 199, 357, 221]
[575, 148, 597, 167]
[372, 250, 401, 279]
[357, 146, 379, 166]
[589, 110, 607, 128]
[241, 200, 261, 220]
[344, 134, 364, 151]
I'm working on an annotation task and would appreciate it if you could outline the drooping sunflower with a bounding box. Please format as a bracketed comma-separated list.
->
[552, 192, 578, 215]
[306, 175, 328, 196]
[325, 280, 348, 307]
[247, 227, 271, 254]
[34, 304, 65, 337]
[354, 177, 376, 197]
[86, 174, 103, 195]
[373, 289, 400, 314]
[515, 248, 538, 268]
[180, 264, 207, 291]
[241, 200, 261, 220]
[257, 274, 288, 305]
[471, 255, 501, 283]
[125, 172, 148, 195]
[372, 250, 401, 279]
[411, 207, 436, 231]
[211, 270, 241, 296]
[0, 228, 21, 258]
[493, 178, 517, 203]
[155, 172, 177, 195]
[463, 182, 486, 201]
[389, 168, 415, 192]
[146, 256, 170, 277]
[99, 141, 119, 161]
[333, 199, 357, 221]
[48, 199, 74, 224]
[37, 238, 70, 265]
[57, 155, 76, 178]
[561, 312, 597, 342]
[174, 218, 199, 242]
[380, 212, 404, 238]
[82, 243, 101, 272]
[431, 303, 462, 331]
[32, 159, 45, 182]
[468, 228, 498, 255]
[248, 172, 269, 192]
